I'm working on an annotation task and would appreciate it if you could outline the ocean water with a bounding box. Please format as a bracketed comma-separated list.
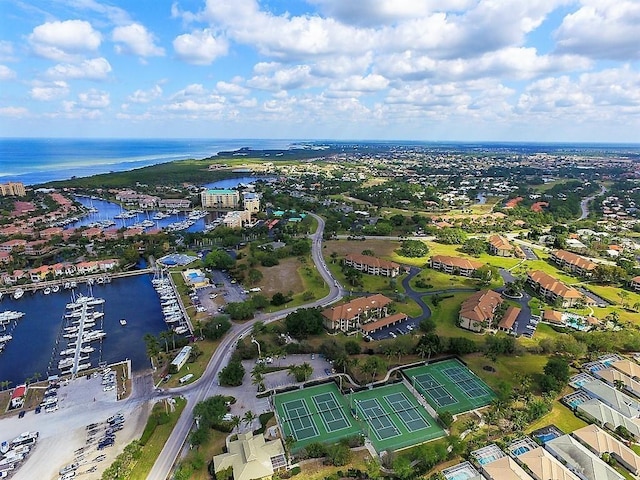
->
[0, 138, 292, 185]
[0, 275, 169, 386]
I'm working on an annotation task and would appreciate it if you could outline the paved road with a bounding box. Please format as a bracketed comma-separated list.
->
[147, 213, 343, 480]
[579, 184, 607, 220]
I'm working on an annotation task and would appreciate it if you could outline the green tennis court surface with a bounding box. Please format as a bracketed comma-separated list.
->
[273, 383, 361, 451]
[348, 383, 445, 452]
[403, 359, 495, 415]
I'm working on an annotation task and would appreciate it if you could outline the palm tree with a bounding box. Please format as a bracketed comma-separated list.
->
[231, 415, 241, 434]
[159, 331, 170, 354]
[143, 333, 161, 367]
[300, 362, 313, 381]
[243, 410, 257, 430]
[32, 372, 41, 384]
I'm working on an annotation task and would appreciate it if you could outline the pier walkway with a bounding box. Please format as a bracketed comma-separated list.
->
[0, 269, 153, 296]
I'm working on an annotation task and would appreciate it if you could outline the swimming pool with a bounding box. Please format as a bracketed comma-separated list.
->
[477, 454, 500, 465]
[536, 432, 558, 443]
[512, 446, 530, 456]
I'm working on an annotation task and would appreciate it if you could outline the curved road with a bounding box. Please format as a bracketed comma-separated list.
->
[579, 183, 607, 220]
[147, 214, 343, 480]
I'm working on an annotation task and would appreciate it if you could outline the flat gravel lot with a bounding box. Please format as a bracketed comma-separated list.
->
[3, 374, 152, 480]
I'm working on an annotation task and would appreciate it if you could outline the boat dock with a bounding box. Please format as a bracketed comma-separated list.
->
[0, 269, 153, 297]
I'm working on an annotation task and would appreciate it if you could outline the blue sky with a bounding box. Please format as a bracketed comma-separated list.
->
[0, 0, 639, 142]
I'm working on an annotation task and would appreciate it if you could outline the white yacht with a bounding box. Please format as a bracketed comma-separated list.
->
[43, 287, 51, 295]
[13, 288, 24, 300]
[120, 318, 127, 326]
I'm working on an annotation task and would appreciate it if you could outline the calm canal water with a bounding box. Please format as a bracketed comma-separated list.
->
[0, 274, 167, 386]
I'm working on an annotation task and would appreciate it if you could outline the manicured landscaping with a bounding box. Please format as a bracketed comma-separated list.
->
[526, 401, 588, 434]
[464, 353, 548, 391]
[429, 293, 478, 340]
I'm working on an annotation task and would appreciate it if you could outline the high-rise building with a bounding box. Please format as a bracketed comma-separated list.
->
[200, 189, 240, 209]
[0, 182, 26, 197]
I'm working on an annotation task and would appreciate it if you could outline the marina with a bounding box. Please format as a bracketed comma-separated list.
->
[0, 274, 170, 387]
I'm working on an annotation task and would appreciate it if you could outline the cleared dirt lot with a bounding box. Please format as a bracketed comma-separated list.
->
[254, 257, 305, 296]
[324, 239, 399, 259]
[2, 374, 151, 480]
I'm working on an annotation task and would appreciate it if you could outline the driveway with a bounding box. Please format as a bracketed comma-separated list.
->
[497, 268, 537, 338]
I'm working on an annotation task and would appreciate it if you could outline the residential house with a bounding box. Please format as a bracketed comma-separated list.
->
[25, 240, 51, 256]
[545, 434, 624, 480]
[630, 276, 640, 292]
[344, 254, 401, 277]
[0, 251, 10, 265]
[516, 446, 580, 480]
[594, 368, 640, 399]
[577, 399, 640, 439]
[458, 290, 503, 332]
[527, 271, 589, 308]
[29, 265, 53, 282]
[212, 432, 287, 480]
[551, 250, 597, 277]
[321, 294, 392, 332]
[158, 198, 191, 209]
[481, 456, 533, 480]
[0, 239, 27, 253]
[488, 235, 514, 257]
[573, 424, 640, 476]
[428, 255, 483, 277]
[580, 380, 640, 418]
[498, 305, 521, 332]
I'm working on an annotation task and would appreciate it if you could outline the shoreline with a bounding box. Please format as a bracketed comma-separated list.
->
[0, 138, 296, 186]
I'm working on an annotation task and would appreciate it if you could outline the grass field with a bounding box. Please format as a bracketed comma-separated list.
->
[526, 401, 588, 434]
[128, 397, 187, 480]
[463, 353, 548, 392]
[411, 269, 482, 291]
[428, 293, 478, 340]
[159, 338, 221, 388]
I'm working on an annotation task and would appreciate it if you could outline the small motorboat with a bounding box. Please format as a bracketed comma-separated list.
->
[120, 319, 127, 326]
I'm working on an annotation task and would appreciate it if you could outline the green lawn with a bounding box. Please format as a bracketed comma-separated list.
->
[463, 353, 548, 391]
[128, 397, 187, 480]
[586, 284, 640, 307]
[410, 269, 482, 291]
[526, 402, 588, 434]
[428, 293, 479, 340]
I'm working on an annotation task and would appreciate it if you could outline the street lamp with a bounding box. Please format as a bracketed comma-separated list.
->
[251, 336, 261, 358]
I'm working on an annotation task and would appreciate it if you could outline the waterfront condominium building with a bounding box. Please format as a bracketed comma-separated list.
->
[0, 182, 26, 197]
[200, 189, 240, 209]
[242, 192, 261, 213]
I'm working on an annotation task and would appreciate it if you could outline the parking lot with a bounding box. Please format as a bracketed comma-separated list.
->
[2, 374, 149, 480]
[368, 317, 421, 341]
[519, 245, 538, 260]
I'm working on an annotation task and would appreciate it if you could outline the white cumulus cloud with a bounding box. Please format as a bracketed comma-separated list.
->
[128, 85, 163, 103]
[29, 20, 102, 61]
[30, 81, 70, 101]
[46, 57, 112, 80]
[112, 23, 165, 57]
[0, 65, 16, 81]
[173, 29, 227, 65]
[555, 0, 640, 60]
[78, 89, 110, 108]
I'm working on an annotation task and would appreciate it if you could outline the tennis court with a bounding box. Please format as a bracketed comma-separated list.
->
[404, 359, 495, 415]
[348, 383, 445, 452]
[274, 383, 362, 451]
